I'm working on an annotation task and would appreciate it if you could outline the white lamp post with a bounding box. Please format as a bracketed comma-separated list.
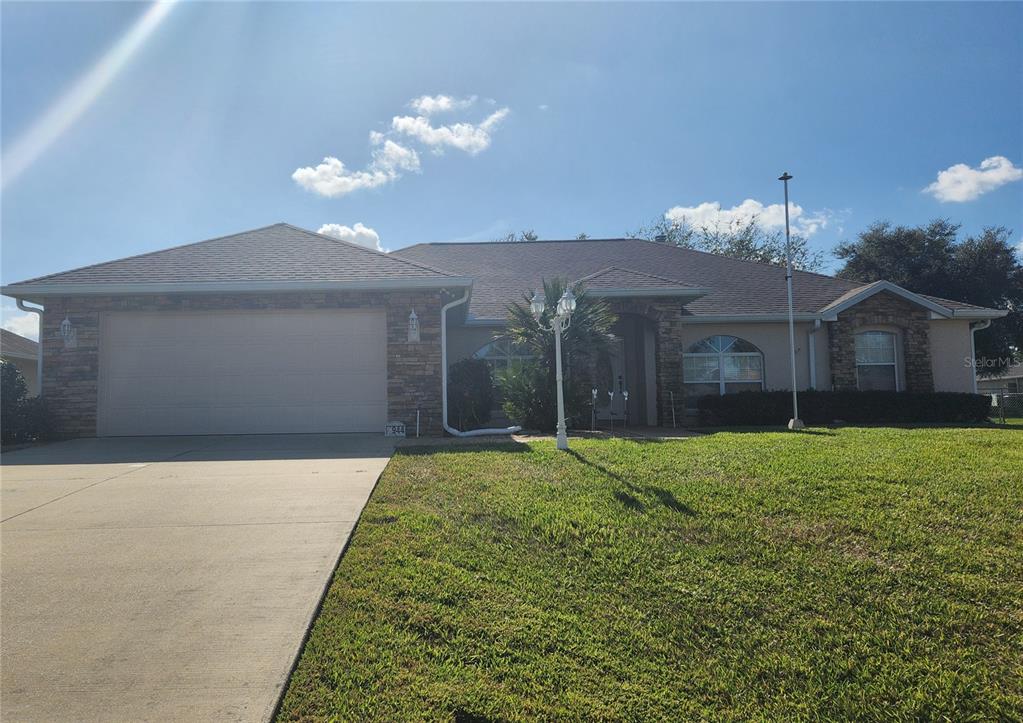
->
[531, 287, 576, 450]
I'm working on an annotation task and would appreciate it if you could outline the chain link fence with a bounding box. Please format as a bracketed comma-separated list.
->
[989, 390, 1023, 423]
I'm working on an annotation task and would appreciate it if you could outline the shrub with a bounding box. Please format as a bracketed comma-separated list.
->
[1, 359, 52, 445]
[447, 358, 494, 431]
[498, 360, 589, 432]
[697, 390, 992, 426]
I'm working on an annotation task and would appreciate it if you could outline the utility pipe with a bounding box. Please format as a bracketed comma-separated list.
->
[969, 319, 992, 394]
[16, 299, 43, 397]
[441, 288, 521, 437]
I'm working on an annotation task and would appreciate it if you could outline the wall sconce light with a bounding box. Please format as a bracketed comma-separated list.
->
[60, 315, 77, 349]
[408, 308, 420, 342]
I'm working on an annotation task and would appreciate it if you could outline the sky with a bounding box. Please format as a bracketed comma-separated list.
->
[2, 1, 1022, 339]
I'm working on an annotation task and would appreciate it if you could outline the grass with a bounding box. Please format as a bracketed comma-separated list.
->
[278, 427, 1023, 721]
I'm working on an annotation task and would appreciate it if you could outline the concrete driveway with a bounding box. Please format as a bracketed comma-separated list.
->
[1, 434, 394, 722]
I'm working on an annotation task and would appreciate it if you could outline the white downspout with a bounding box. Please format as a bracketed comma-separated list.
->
[441, 288, 521, 437]
[16, 299, 44, 397]
[969, 319, 992, 394]
[807, 318, 821, 390]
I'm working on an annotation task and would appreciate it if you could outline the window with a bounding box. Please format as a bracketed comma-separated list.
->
[855, 331, 898, 391]
[472, 337, 536, 373]
[683, 335, 764, 409]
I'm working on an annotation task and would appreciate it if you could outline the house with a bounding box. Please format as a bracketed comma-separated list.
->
[977, 370, 1023, 395]
[0, 223, 1007, 437]
[1, 328, 41, 396]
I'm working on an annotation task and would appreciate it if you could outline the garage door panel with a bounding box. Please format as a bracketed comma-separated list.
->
[99, 311, 388, 436]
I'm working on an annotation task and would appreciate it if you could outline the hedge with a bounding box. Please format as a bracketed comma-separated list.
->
[696, 390, 992, 426]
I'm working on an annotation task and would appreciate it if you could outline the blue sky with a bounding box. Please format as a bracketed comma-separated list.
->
[3, 1, 1021, 338]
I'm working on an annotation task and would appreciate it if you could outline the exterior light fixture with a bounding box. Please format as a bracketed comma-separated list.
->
[532, 287, 577, 450]
[529, 290, 546, 318]
[60, 315, 77, 348]
[408, 308, 420, 342]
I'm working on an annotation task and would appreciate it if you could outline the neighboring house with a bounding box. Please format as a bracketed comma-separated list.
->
[0, 223, 1007, 437]
[1, 328, 40, 396]
[977, 370, 1023, 395]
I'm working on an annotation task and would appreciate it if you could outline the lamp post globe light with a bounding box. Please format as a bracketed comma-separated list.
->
[531, 287, 576, 450]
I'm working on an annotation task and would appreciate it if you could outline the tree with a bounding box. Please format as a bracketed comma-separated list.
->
[497, 278, 617, 430]
[496, 229, 539, 242]
[835, 221, 1022, 375]
[630, 215, 824, 271]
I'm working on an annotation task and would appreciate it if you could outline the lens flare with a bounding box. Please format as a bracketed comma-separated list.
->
[1, 1, 177, 188]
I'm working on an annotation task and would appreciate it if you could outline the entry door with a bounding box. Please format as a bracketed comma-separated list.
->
[595, 336, 627, 422]
[98, 310, 387, 436]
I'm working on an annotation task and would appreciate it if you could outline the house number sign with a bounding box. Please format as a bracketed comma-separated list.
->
[384, 421, 407, 437]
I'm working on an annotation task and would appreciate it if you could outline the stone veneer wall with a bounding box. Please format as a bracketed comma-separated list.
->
[39, 290, 447, 437]
[827, 290, 934, 392]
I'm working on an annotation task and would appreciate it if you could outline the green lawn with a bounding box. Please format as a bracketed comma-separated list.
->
[278, 427, 1023, 721]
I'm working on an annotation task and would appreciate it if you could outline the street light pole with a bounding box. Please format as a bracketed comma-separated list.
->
[779, 172, 804, 431]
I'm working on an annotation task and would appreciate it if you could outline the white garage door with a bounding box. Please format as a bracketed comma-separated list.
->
[98, 310, 387, 436]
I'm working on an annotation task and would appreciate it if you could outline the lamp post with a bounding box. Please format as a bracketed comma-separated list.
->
[531, 287, 577, 450]
[778, 172, 804, 431]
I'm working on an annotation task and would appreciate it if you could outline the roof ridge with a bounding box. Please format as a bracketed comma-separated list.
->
[6, 223, 289, 287]
[403, 237, 634, 248]
[576, 265, 691, 287]
[279, 224, 462, 278]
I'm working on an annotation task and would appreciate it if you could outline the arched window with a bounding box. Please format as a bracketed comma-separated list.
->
[473, 337, 535, 373]
[855, 331, 899, 391]
[683, 335, 764, 408]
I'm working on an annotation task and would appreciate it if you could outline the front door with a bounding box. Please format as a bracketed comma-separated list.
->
[594, 336, 627, 423]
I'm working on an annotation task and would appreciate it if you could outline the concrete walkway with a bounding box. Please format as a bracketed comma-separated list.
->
[1, 434, 393, 722]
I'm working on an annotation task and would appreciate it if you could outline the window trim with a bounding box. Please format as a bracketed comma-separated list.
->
[682, 335, 765, 404]
[854, 330, 901, 392]
[472, 336, 536, 370]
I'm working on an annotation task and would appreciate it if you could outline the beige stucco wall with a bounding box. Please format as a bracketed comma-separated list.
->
[928, 319, 975, 392]
[447, 324, 504, 365]
[680, 322, 830, 391]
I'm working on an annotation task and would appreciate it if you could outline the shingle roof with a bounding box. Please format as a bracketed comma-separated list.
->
[574, 266, 703, 292]
[3, 223, 465, 294]
[395, 238, 867, 320]
[1, 329, 39, 360]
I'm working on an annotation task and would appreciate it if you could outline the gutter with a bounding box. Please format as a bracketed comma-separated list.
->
[15, 299, 43, 397]
[969, 319, 992, 394]
[441, 289, 521, 437]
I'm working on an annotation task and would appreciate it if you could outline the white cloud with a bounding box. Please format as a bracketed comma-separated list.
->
[664, 199, 831, 237]
[391, 108, 510, 155]
[538, 104, 549, 111]
[317, 222, 384, 252]
[924, 155, 1023, 203]
[1, 303, 40, 340]
[294, 94, 507, 196]
[408, 94, 477, 116]
[292, 140, 420, 198]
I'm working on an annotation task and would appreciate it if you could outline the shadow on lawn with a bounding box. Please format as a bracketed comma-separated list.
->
[566, 449, 696, 516]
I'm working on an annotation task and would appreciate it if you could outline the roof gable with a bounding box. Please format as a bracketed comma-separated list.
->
[574, 266, 710, 298]
[2, 224, 468, 298]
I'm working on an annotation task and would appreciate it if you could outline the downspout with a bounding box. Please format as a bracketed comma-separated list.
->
[16, 299, 43, 397]
[441, 288, 521, 437]
[807, 318, 821, 390]
[969, 319, 992, 394]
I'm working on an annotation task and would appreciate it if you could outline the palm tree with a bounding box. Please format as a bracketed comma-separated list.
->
[498, 278, 617, 430]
